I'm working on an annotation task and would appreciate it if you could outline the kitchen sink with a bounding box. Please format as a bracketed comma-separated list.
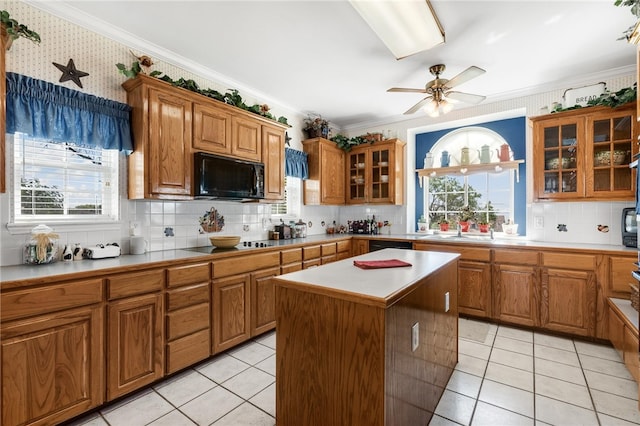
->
[419, 233, 495, 242]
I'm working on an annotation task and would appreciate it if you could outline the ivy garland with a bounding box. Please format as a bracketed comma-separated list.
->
[330, 134, 372, 152]
[551, 84, 637, 113]
[116, 61, 289, 125]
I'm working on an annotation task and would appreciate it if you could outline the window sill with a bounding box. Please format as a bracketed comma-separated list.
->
[6, 220, 122, 235]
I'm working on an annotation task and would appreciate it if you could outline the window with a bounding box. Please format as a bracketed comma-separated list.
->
[422, 127, 515, 229]
[270, 177, 301, 217]
[12, 133, 119, 224]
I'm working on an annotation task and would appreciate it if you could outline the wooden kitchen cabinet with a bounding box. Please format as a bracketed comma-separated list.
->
[213, 252, 280, 352]
[608, 254, 637, 298]
[608, 298, 640, 382]
[336, 239, 352, 260]
[281, 247, 303, 274]
[302, 244, 322, 269]
[262, 124, 286, 200]
[251, 266, 280, 336]
[193, 102, 232, 155]
[166, 262, 211, 374]
[321, 242, 338, 264]
[352, 238, 369, 256]
[493, 249, 540, 327]
[231, 115, 261, 162]
[531, 103, 637, 201]
[346, 138, 405, 205]
[124, 75, 193, 200]
[1, 278, 104, 426]
[415, 243, 492, 318]
[106, 269, 164, 400]
[303, 137, 346, 205]
[540, 252, 597, 337]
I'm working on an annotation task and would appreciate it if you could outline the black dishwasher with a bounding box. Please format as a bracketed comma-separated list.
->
[368, 239, 413, 252]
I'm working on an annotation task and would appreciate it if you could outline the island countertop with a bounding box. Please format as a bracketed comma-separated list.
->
[273, 248, 460, 308]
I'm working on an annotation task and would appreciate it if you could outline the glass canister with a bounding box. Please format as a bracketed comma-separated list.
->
[294, 220, 307, 238]
[24, 224, 59, 264]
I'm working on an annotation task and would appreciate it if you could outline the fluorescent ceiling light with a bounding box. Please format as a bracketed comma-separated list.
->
[350, 0, 445, 59]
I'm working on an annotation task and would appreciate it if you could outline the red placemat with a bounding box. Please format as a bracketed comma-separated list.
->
[353, 259, 412, 269]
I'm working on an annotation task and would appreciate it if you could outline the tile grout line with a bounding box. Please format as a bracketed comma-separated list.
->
[571, 338, 603, 426]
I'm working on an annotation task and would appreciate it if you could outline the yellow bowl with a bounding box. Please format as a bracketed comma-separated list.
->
[209, 236, 241, 248]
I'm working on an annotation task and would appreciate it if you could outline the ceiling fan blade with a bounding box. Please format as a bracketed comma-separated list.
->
[387, 87, 427, 93]
[446, 91, 486, 105]
[445, 66, 486, 89]
[404, 97, 432, 115]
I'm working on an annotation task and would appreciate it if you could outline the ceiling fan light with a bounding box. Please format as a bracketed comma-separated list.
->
[424, 99, 439, 116]
[349, 0, 445, 59]
[441, 100, 454, 114]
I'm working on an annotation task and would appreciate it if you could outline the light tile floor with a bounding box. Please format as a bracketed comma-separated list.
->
[67, 319, 640, 426]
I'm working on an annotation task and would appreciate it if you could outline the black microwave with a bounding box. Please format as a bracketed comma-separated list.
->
[622, 207, 637, 247]
[194, 152, 265, 200]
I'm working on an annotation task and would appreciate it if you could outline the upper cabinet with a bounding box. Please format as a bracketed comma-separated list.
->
[346, 138, 406, 205]
[531, 103, 637, 201]
[303, 137, 346, 205]
[123, 74, 288, 200]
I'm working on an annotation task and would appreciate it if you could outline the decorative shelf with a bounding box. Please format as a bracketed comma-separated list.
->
[416, 160, 524, 186]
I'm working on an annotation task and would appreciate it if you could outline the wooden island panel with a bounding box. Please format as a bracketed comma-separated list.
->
[274, 249, 459, 425]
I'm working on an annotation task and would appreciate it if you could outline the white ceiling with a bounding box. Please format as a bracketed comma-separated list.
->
[31, 0, 638, 129]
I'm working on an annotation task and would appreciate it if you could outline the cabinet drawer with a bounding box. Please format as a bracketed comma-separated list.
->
[303, 259, 321, 269]
[166, 329, 210, 374]
[337, 251, 351, 261]
[542, 252, 596, 270]
[415, 243, 490, 262]
[494, 249, 538, 265]
[167, 303, 210, 341]
[281, 263, 302, 274]
[281, 248, 302, 264]
[167, 263, 210, 288]
[321, 254, 337, 265]
[337, 240, 351, 253]
[1, 279, 103, 322]
[303, 245, 321, 260]
[166, 282, 210, 311]
[321, 243, 337, 256]
[107, 269, 164, 300]
[214, 252, 279, 278]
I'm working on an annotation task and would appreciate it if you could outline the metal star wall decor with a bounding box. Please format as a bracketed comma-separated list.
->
[52, 59, 89, 88]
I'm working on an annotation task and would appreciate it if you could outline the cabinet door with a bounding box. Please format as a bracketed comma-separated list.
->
[586, 108, 637, 198]
[608, 255, 637, 298]
[108, 293, 163, 400]
[231, 116, 261, 161]
[541, 268, 596, 336]
[459, 260, 492, 318]
[347, 150, 367, 203]
[534, 116, 584, 199]
[262, 125, 285, 201]
[251, 266, 280, 337]
[352, 239, 369, 256]
[368, 145, 395, 203]
[148, 87, 192, 197]
[213, 274, 251, 353]
[193, 103, 232, 154]
[493, 264, 539, 327]
[1, 305, 103, 426]
[319, 141, 346, 204]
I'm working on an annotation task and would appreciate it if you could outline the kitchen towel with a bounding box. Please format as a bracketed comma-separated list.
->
[353, 259, 412, 269]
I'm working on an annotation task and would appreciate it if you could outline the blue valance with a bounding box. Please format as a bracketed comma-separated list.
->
[6, 72, 133, 152]
[285, 147, 309, 179]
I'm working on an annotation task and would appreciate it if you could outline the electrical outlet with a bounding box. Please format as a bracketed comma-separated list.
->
[445, 292, 450, 312]
[411, 322, 419, 352]
[534, 216, 544, 229]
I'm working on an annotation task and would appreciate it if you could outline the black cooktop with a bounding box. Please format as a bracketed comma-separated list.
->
[186, 240, 273, 254]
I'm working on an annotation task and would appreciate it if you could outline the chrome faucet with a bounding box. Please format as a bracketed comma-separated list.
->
[490, 228, 494, 240]
[457, 223, 462, 237]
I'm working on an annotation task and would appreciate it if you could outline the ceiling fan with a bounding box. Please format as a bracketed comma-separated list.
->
[388, 64, 487, 116]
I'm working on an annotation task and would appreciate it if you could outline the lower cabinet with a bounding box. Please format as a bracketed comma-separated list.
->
[493, 250, 540, 327]
[336, 239, 352, 260]
[459, 260, 492, 318]
[106, 269, 164, 400]
[302, 245, 322, 269]
[165, 262, 211, 374]
[1, 305, 104, 426]
[281, 248, 303, 274]
[213, 274, 251, 353]
[321, 242, 338, 264]
[608, 298, 640, 383]
[540, 252, 597, 337]
[352, 239, 369, 257]
[251, 266, 280, 336]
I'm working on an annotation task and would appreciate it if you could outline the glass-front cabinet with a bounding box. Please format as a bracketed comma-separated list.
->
[346, 139, 405, 205]
[531, 103, 637, 201]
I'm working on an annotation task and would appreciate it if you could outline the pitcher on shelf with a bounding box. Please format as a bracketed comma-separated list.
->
[424, 152, 434, 168]
[440, 150, 450, 167]
[497, 143, 513, 162]
[478, 144, 494, 164]
[460, 147, 471, 165]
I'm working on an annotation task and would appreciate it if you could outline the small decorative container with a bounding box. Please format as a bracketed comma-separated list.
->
[24, 224, 59, 265]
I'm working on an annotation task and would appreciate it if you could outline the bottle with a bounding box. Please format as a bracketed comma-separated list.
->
[73, 243, 83, 261]
[62, 244, 73, 262]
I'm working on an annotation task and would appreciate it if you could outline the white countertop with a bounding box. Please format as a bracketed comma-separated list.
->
[273, 248, 460, 307]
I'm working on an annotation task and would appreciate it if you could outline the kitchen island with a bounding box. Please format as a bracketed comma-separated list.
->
[273, 248, 460, 425]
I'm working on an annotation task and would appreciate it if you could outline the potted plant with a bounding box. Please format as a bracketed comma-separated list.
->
[478, 221, 490, 233]
[303, 115, 329, 139]
[458, 206, 475, 232]
[0, 10, 41, 49]
[439, 219, 450, 232]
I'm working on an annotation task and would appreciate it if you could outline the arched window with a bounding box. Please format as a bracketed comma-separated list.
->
[422, 127, 516, 232]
